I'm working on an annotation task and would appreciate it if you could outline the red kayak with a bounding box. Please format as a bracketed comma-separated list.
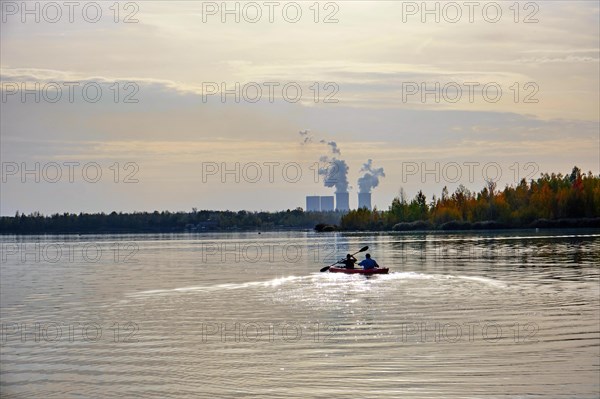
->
[329, 267, 389, 275]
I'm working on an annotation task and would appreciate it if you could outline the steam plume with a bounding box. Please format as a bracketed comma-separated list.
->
[358, 159, 385, 193]
[299, 130, 312, 144]
[327, 141, 340, 155]
[298, 130, 349, 193]
[319, 157, 349, 193]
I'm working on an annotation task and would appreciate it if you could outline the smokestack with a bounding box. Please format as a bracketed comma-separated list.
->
[358, 193, 372, 210]
[335, 192, 349, 212]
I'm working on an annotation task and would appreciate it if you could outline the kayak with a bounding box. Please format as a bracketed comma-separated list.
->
[329, 267, 389, 275]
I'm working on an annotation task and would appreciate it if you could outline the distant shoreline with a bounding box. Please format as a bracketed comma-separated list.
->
[1, 219, 599, 235]
[3, 167, 598, 235]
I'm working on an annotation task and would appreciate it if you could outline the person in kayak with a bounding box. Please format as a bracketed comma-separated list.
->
[339, 253, 357, 269]
[358, 253, 380, 270]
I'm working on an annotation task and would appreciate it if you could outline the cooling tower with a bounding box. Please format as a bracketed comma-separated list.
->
[335, 192, 349, 212]
[358, 192, 372, 210]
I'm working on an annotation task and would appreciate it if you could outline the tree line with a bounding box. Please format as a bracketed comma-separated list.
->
[0, 208, 341, 234]
[340, 167, 600, 230]
[1, 167, 598, 234]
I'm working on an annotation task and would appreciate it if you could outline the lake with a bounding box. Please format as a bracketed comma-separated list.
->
[1, 230, 599, 398]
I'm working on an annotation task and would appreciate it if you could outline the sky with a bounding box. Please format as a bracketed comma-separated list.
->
[1, 1, 599, 215]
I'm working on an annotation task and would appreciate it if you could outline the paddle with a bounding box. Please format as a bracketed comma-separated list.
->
[320, 246, 369, 272]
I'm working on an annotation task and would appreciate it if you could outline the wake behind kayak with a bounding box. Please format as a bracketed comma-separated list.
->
[329, 267, 389, 275]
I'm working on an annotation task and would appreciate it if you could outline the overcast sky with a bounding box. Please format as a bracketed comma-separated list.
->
[1, 1, 599, 215]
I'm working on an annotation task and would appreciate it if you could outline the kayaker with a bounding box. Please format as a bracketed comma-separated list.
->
[358, 253, 379, 270]
[339, 253, 357, 269]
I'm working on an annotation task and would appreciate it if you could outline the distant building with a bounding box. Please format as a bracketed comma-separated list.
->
[306, 196, 321, 212]
[320, 196, 334, 212]
[358, 193, 372, 210]
[335, 192, 349, 212]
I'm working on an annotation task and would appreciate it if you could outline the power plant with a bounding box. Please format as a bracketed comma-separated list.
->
[306, 196, 335, 212]
[299, 132, 384, 214]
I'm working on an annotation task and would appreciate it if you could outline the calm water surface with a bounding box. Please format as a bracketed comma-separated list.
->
[1, 230, 599, 398]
